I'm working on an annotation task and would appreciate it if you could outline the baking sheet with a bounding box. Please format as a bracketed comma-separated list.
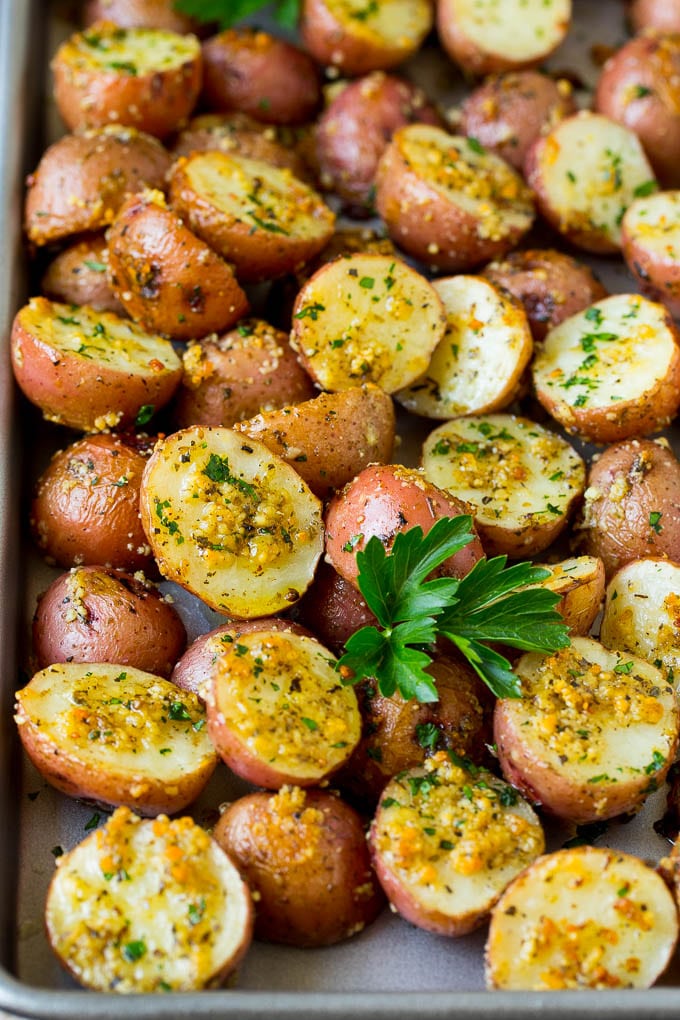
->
[4, 0, 680, 1017]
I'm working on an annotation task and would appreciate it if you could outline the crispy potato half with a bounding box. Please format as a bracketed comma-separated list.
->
[422, 414, 585, 558]
[534, 556, 605, 636]
[290, 254, 446, 393]
[139, 426, 324, 617]
[46, 807, 253, 992]
[15, 663, 217, 814]
[495, 637, 680, 823]
[622, 190, 680, 319]
[370, 751, 544, 937]
[532, 293, 680, 444]
[172, 113, 312, 180]
[486, 847, 679, 990]
[41, 235, 122, 314]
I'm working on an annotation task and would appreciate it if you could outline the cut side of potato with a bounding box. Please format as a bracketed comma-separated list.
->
[622, 190, 680, 318]
[46, 807, 253, 992]
[396, 275, 533, 419]
[486, 846, 679, 990]
[15, 663, 217, 814]
[494, 636, 680, 823]
[370, 751, 544, 937]
[525, 112, 657, 253]
[532, 293, 680, 444]
[421, 413, 585, 557]
[139, 426, 324, 617]
[534, 555, 605, 636]
[290, 254, 445, 393]
[600, 558, 680, 682]
[205, 629, 361, 788]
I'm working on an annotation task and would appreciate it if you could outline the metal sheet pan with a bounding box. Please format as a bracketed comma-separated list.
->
[3, 1, 680, 1017]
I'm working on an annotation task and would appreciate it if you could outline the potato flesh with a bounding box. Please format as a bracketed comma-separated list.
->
[539, 556, 603, 599]
[486, 847, 679, 990]
[449, 0, 571, 62]
[327, 0, 432, 45]
[46, 808, 251, 992]
[623, 191, 680, 261]
[422, 413, 584, 533]
[397, 276, 532, 418]
[533, 294, 679, 413]
[62, 24, 199, 74]
[601, 559, 680, 679]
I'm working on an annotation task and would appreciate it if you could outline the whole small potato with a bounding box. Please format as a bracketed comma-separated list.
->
[41, 236, 123, 315]
[33, 566, 186, 677]
[213, 787, 384, 946]
[629, 0, 680, 33]
[293, 561, 376, 654]
[576, 439, 680, 577]
[83, 0, 206, 33]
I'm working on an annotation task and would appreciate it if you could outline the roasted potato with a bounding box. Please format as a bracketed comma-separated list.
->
[376, 125, 535, 272]
[41, 236, 123, 315]
[172, 113, 312, 180]
[622, 190, 680, 318]
[46, 807, 253, 992]
[24, 126, 170, 247]
[52, 20, 202, 138]
[33, 566, 186, 677]
[629, 0, 680, 33]
[575, 438, 680, 577]
[15, 663, 217, 814]
[213, 787, 384, 946]
[494, 637, 680, 823]
[532, 293, 680, 444]
[292, 561, 376, 655]
[534, 556, 605, 636]
[83, 0, 207, 33]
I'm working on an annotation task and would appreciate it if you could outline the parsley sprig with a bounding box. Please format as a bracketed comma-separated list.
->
[337, 517, 570, 703]
[174, 0, 301, 30]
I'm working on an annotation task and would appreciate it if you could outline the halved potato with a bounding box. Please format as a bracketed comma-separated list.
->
[495, 637, 680, 823]
[172, 113, 311, 180]
[11, 298, 182, 432]
[83, 0, 206, 33]
[370, 751, 545, 937]
[46, 807, 253, 992]
[600, 558, 680, 681]
[376, 125, 535, 272]
[486, 847, 679, 990]
[204, 628, 361, 788]
[534, 556, 605, 636]
[15, 663, 217, 814]
[532, 293, 680, 444]
[396, 275, 533, 419]
[290, 254, 446, 393]
[293, 561, 376, 655]
[421, 414, 585, 558]
[622, 190, 680, 318]
[525, 112, 657, 253]
[139, 426, 324, 617]
[41, 236, 123, 315]
[169, 150, 335, 282]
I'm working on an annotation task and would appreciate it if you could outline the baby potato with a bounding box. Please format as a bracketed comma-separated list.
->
[575, 438, 680, 577]
[422, 414, 585, 558]
[458, 71, 576, 172]
[376, 125, 535, 273]
[325, 463, 484, 587]
[437, 0, 572, 76]
[234, 384, 396, 499]
[293, 561, 376, 655]
[204, 629, 361, 788]
[482, 249, 607, 344]
[33, 566, 186, 677]
[495, 637, 680, 823]
[174, 320, 316, 430]
[24, 126, 171, 247]
[202, 29, 321, 126]
[532, 293, 680, 444]
[629, 0, 680, 33]
[11, 298, 182, 432]
[52, 20, 202, 138]
[595, 34, 680, 188]
[83, 0, 207, 33]
[107, 191, 249, 341]
[41, 236, 123, 315]
[534, 556, 605, 636]
[301, 0, 433, 76]
[46, 807, 253, 993]
[31, 433, 153, 571]
[622, 190, 680, 318]
[370, 751, 545, 937]
[486, 847, 679, 990]
[290, 254, 446, 393]
[15, 663, 217, 814]
[213, 787, 384, 946]
[525, 111, 657, 253]
[600, 558, 680, 680]
[172, 113, 312, 180]
[169, 151, 335, 283]
[139, 426, 324, 617]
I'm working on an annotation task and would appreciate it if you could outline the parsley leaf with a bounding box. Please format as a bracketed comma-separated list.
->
[173, 0, 301, 29]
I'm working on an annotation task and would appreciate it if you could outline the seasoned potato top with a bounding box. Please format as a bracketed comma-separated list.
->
[325, 0, 432, 46]
[601, 559, 680, 678]
[448, 0, 571, 63]
[623, 190, 680, 262]
[56, 21, 200, 75]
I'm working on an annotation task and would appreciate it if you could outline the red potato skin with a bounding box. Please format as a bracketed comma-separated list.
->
[24, 128, 171, 247]
[316, 73, 442, 214]
[325, 464, 484, 588]
[30, 434, 154, 571]
[629, 0, 680, 33]
[213, 789, 384, 946]
[106, 194, 249, 340]
[172, 114, 312, 181]
[41, 236, 124, 315]
[293, 561, 377, 654]
[202, 29, 321, 126]
[83, 0, 207, 34]
[33, 566, 186, 677]
[622, 221, 680, 319]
